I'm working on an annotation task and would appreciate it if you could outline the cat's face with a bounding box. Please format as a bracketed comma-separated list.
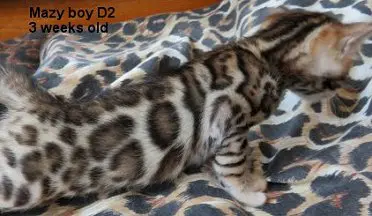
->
[261, 10, 372, 81]
[259, 10, 372, 102]
[307, 22, 372, 79]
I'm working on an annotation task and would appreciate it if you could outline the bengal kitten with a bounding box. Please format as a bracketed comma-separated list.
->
[0, 10, 371, 211]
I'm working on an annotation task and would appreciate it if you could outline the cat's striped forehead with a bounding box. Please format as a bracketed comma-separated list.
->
[254, 10, 342, 51]
[262, 10, 340, 29]
[255, 10, 342, 54]
[254, 9, 372, 79]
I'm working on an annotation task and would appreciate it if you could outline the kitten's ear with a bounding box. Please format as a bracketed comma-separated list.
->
[340, 22, 372, 59]
[266, 6, 288, 16]
[261, 6, 288, 28]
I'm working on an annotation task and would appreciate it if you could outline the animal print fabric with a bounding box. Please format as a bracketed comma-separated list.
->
[0, 0, 371, 215]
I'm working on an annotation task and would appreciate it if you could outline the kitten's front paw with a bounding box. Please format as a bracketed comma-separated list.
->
[223, 174, 268, 207]
[250, 174, 267, 192]
[230, 188, 267, 207]
[246, 191, 267, 207]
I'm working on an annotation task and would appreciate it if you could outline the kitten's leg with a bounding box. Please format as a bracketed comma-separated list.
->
[205, 95, 267, 206]
[213, 138, 267, 207]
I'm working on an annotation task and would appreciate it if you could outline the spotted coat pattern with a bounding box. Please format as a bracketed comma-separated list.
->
[0, 0, 371, 215]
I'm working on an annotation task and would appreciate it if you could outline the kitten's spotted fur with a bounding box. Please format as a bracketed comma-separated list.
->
[1, 10, 371, 211]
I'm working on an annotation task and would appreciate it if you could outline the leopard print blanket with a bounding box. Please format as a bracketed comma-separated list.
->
[0, 0, 371, 215]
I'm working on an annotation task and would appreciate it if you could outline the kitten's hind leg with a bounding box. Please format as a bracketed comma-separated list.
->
[213, 138, 267, 207]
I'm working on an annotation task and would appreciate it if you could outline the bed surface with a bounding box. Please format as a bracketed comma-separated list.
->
[0, 0, 371, 215]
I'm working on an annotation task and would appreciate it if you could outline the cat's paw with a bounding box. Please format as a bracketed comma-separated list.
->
[246, 191, 267, 207]
[222, 173, 268, 207]
[249, 174, 267, 192]
[229, 187, 267, 207]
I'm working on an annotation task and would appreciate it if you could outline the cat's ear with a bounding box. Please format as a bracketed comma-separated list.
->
[260, 6, 288, 28]
[340, 22, 372, 59]
[266, 6, 288, 16]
